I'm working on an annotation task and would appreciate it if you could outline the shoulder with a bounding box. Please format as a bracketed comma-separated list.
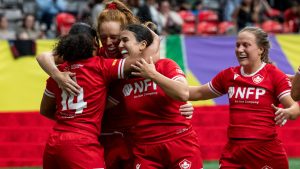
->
[223, 66, 239, 74]
[265, 63, 285, 74]
[155, 58, 181, 69]
[156, 58, 176, 65]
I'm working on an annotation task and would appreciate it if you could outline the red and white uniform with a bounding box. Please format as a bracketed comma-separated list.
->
[99, 47, 134, 169]
[113, 58, 202, 169]
[209, 63, 290, 169]
[43, 56, 125, 169]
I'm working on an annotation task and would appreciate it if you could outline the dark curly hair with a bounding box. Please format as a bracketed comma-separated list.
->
[53, 22, 97, 62]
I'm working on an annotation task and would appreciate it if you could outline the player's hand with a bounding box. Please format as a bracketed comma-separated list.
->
[179, 102, 194, 119]
[53, 71, 81, 96]
[131, 57, 157, 79]
[272, 104, 289, 126]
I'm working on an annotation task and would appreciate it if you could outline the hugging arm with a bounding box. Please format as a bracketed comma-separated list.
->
[291, 68, 300, 101]
[131, 57, 189, 101]
[273, 95, 300, 126]
[40, 94, 56, 120]
[36, 52, 80, 95]
[188, 84, 219, 101]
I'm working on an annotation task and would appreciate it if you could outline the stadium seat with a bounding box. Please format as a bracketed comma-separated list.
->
[218, 21, 235, 35]
[283, 20, 296, 33]
[3, 9, 22, 21]
[56, 13, 76, 36]
[266, 8, 281, 18]
[196, 22, 218, 35]
[261, 20, 283, 34]
[283, 8, 299, 33]
[178, 10, 196, 23]
[181, 22, 196, 35]
[198, 10, 219, 22]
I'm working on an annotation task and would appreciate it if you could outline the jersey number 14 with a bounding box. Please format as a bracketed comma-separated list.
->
[61, 78, 87, 114]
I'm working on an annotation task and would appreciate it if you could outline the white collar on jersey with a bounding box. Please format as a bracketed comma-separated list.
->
[240, 62, 266, 77]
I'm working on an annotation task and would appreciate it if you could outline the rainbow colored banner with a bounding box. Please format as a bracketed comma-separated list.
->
[0, 35, 299, 112]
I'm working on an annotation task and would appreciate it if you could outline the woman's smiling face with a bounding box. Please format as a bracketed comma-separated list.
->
[118, 30, 146, 59]
[235, 31, 263, 68]
[99, 21, 121, 56]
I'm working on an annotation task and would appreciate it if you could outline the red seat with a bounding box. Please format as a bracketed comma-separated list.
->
[181, 22, 196, 35]
[198, 10, 219, 22]
[261, 20, 283, 34]
[197, 22, 218, 35]
[283, 20, 296, 33]
[266, 8, 281, 17]
[218, 21, 235, 35]
[178, 10, 195, 23]
[56, 13, 76, 36]
[283, 8, 299, 32]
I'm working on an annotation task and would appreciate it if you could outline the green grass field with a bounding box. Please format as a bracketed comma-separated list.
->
[1, 159, 300, 169]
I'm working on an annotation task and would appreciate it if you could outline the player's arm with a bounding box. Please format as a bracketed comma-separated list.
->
[36, 52, 80, 95]
[273, 95, 300, 126]
[188, 84, 219, 101]
[105, 96, 119, 110]
[131, 57, 189, 101]
[291, 67, 300, 101]
[40, 94, 56, 120]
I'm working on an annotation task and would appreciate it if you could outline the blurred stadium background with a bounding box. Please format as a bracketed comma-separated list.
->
[1, 0, 300, 168]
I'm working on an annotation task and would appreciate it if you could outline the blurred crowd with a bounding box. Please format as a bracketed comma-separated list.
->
[0, 0, 300, 40]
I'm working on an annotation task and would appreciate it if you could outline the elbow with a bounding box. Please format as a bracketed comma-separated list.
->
[177, 89, 189, 102]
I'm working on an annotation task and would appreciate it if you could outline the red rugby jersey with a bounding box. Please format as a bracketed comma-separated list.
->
[44, 56, 125, 137]
[98, 46, 132, 132]
[209, 63, 291, 140]
[110, 58, 192, 143]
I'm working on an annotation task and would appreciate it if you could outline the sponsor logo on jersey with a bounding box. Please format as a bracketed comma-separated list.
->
[252, 74, 264, 84]
[123, 79, 157, 97]
[176, 68, 184, 74]
[136, 163, 141, 169]
[234, 74, 240, 80]
[228, 86, 266, 100]
[71, 64, 83, 69]
[261, 165, 273, 169]
[179, 159, 192, 169]
[112, 59, 117, 66]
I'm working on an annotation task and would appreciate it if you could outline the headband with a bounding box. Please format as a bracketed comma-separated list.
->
[107, 3, 117, 10]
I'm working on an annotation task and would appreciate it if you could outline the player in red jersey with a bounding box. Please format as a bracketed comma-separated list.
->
[291, 66, 300, 101]
[96, 2, 141, 168]
[187, 26, 300, 169]
[39, 22, 160, 169]
[38, 1, 194, 168]
[112, 23, 203, 169]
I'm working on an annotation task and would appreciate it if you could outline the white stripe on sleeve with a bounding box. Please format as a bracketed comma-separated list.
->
[208, 81, 222, 96]
[107, 96, 120, 105]
[172, 75, 185, 81]
[278, 90, 291, 101]
[44, 89, 55, 98]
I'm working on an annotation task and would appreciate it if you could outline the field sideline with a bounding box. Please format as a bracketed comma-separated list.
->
[1, 159, 300, 169]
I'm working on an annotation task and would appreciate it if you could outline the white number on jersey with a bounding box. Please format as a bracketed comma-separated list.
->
[61, 77, 87, 114]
